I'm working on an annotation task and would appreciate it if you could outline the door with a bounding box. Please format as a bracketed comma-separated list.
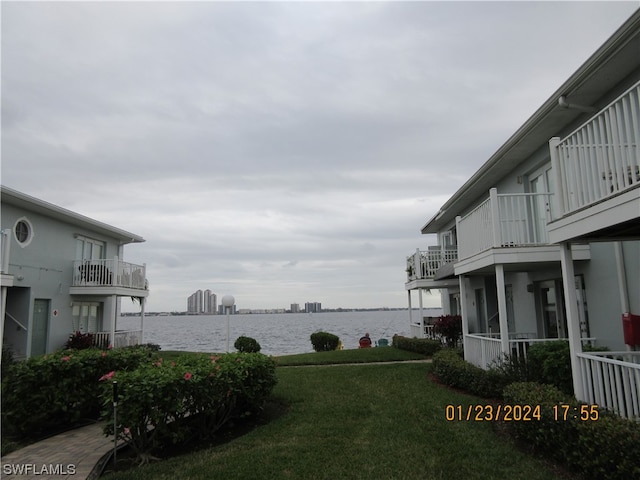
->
[475, 289, 487, 333]
[71, 302, 101, 333]
[31, 299, 49, 356]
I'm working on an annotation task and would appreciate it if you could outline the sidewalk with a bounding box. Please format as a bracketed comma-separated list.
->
[1, 422, 119, 480]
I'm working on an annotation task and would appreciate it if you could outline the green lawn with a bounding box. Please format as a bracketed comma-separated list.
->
[103, 358, 569, 480]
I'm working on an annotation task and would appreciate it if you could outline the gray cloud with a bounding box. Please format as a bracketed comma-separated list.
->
[2, 1, 637, 311]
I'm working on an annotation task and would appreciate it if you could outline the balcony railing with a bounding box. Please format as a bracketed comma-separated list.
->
[1, 229, 10, 274]
[456, 189, 552, 260]
[465, 333, 595, 370]
[72, 257, 147, 290]
[550, 81, 640, 219]
[406, 247, 458, 282]
[92, 330, 143, 349]
[578, 351, 640, 419]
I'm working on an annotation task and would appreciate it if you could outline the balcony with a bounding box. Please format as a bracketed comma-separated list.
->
[70, 257, 149, 297]
[405, 247, 458, 290]
[454, 189, 590, 274]
[548, 81, 640, 243]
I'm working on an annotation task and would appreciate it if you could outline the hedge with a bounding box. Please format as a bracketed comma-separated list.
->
[100, 352, 277, 462]
[431, 348, 509, 399]
[310, 331, 340, 352]
[392, 335, 442, 356]
[504, 382, 640, 480]
[1, 346, 154, 438]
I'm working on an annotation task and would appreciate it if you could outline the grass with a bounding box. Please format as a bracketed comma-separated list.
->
[102, 351, 571, 480]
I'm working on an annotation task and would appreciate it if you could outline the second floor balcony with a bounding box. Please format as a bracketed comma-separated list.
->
[406, 246, 458, 289]
[548, 80, 640, 243]
[70, 257, 149, 297]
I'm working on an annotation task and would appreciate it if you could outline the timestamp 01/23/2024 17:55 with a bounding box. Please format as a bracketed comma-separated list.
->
[445, 403, 600, 422]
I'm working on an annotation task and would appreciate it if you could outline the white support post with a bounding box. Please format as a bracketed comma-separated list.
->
[140, 297, 146, 344]
[549, 137, 565, 219]
[407, 291, 413, 325]
[418, 288, 424, 332]
[559, 242, 584, 400]
[111, 295, 117, 349]
[459, 275, 469, 357]
[489, 188, 501, 248]
[495, 264, 509, 357]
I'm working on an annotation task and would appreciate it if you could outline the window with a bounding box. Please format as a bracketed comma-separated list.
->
[71, 302, 102, 333]
[14, 217, 33, 247]
[75, 235, 105, 260]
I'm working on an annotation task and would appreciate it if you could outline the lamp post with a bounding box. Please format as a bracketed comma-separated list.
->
[221, 295, 235, 352]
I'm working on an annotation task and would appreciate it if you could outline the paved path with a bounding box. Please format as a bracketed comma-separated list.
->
[1, 422, 119, 480]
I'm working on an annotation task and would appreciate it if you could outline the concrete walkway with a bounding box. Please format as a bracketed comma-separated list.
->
[1, 422, 120, 480]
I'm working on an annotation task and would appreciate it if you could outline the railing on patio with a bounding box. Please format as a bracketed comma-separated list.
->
[456, 189, 552, 260]
[406, 247, 458, 281]
[577, 351, 640, 419]
[72, 257, 147, 290]
[92, 330, 142, 349]
[465, 333, 595, 370]
[550, 81, 640, 219]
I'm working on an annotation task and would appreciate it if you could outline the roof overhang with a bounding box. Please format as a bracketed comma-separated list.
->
[1, 186, 145, 244]
[421, 9, 640, 235]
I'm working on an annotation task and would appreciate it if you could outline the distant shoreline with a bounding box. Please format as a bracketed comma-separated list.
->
[121, 307, 442, 317]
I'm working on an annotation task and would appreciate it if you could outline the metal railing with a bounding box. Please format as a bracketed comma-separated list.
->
[457, 190, 552, 260]
[550, 81, 640, 218]
[406, 247, 458, 281]
[577, 351, 640, 419]
[72, 257, 147, 290]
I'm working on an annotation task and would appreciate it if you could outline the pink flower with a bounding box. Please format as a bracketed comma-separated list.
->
[123, 427, 131, 435]
[61, 356, 71, 362]
[184, 372, 192, 381]
[101, 351, 107, 357]
[108, 344, 113, 350]
[99, 371, 115, 382]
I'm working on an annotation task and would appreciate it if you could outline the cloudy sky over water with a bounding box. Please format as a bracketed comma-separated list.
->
[2, 1, 638, 312]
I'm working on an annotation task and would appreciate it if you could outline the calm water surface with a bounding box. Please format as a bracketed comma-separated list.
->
[119, 309, 442, 356]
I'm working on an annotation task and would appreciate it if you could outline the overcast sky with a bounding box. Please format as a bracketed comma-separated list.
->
[2, 1, 638, 312]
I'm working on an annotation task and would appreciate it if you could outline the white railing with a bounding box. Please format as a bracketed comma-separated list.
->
[457, 189, 552, 260]
[72, 257, 147, 290]
[550, 81, 640, 219]
[465, 333, 596, 370]
[92, 330, 143, 349]
[1, 229, 10, 274]
[406, 247, 458, 281]
[578, 351, 640, 419]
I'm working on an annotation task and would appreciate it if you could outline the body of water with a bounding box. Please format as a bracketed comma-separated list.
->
[118, 309, 442, 356]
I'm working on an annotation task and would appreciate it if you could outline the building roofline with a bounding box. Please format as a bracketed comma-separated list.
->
[421, 8, 640, 234]
[1, 185, 145, 244]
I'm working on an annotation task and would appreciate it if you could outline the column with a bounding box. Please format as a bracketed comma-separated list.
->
[559, 242, 584, 400]
[495, 264, 509, 356]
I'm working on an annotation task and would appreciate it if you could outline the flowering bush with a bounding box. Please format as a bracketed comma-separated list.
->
[100, 352, 277, 463]
[433, 315, 462, 348]
[65, 331, 95, 350]
[1, 346, 155, 438]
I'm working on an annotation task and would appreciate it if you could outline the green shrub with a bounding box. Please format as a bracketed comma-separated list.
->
[234, 336, 261, 353]
[100, 352, 277, 462]
[526, 341, 573, 395]
[392, 335, 442, 356]
[310, 331, 340, 352]
[503, 382, 640, 480]
[1, 346, 155, 438]
[431, 349, 509, 399]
